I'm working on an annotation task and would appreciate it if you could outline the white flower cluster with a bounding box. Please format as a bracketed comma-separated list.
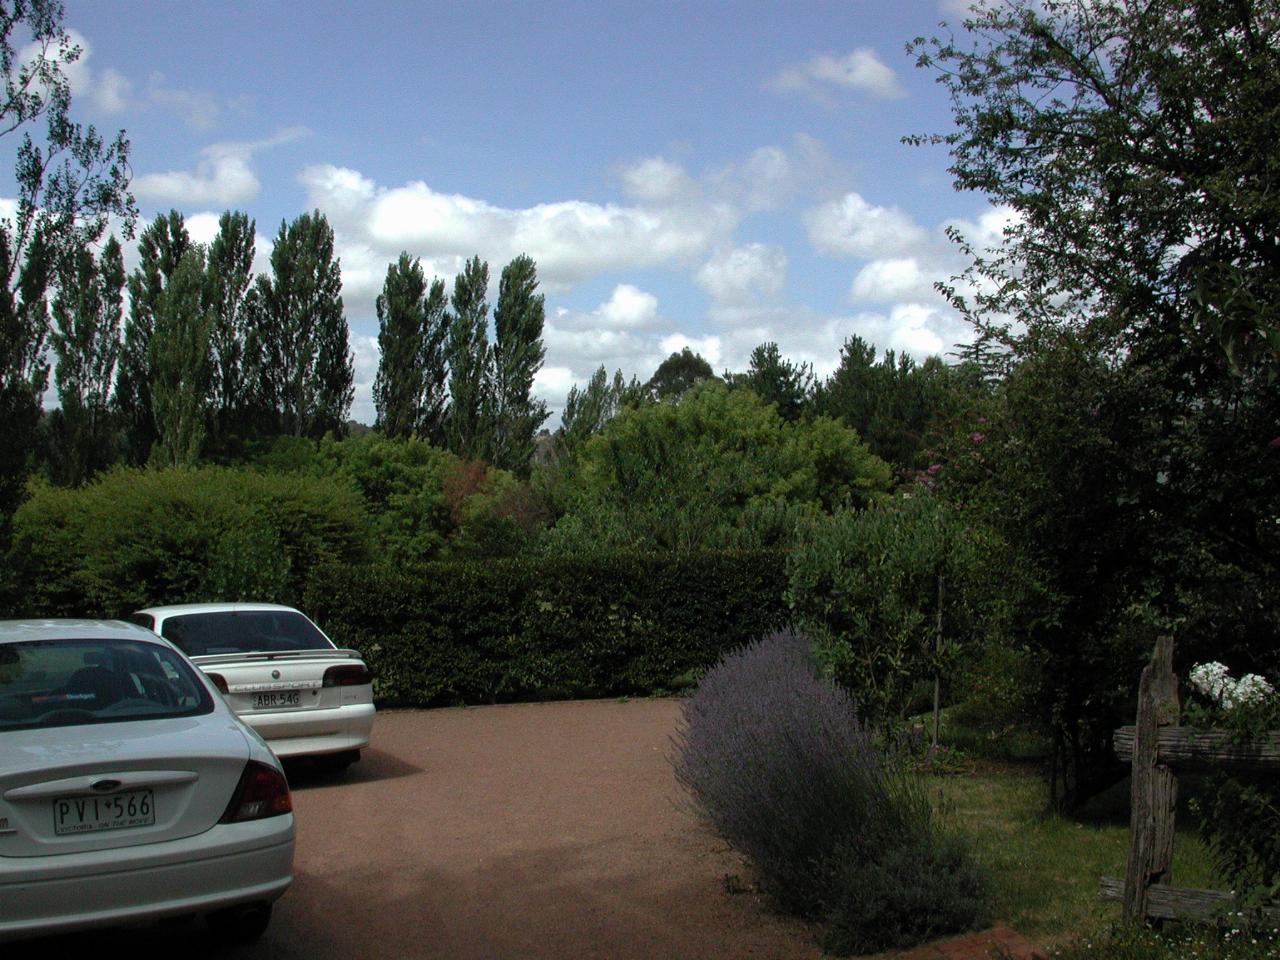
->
[1188, 661, 1276, 710]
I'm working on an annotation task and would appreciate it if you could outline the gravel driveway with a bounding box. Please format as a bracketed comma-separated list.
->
[14, 699, 823, 960]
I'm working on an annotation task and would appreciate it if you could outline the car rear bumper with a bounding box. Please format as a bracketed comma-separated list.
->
[241, 702, 375, 758]
[0, 815, 294, 941]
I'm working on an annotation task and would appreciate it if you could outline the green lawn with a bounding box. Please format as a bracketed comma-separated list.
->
[935, 765, 1219, 946]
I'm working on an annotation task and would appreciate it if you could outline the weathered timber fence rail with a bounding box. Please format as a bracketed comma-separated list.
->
[1098, 636, 1280, 924]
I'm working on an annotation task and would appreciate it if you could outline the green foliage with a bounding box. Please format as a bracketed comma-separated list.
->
[117, 210, 191, 466]
[149, 248, 212, 467]
[0, 0, 136, 524]
[3, 466, 370, 617]
[645, 346, 717, 400]
[557, 364, 643, 459]
[912, 0, 1280, 807]
[46, 235, 124, 485]
[445, 255, 491, 459]
[373, 252, 431, 440]
[490, 254, 550, 475]
[248, 210, 353, 439]
[724, 341, 813, 422]
[786, 492, 998, 723]
[303, 550, 789, 705]
[548, 381, 891, 553]
[815, 335, 981, 474]
[312, 432, 454, 564]
[822, 833, 990, 955]
[912, 0, 1280, 379]
[204, 210, 255, 439]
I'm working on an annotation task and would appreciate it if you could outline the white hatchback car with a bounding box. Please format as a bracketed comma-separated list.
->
[0, 619, 294, 943]
[132, 604, 375, 770]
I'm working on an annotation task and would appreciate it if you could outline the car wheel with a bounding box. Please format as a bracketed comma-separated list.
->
[207, 902, 273, 942]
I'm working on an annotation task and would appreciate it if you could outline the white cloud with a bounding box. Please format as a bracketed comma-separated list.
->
[696, 244, 786, 305]
[134, 128, 309, 207]
[301, 163, 740, 315]
[769, 48, 907, 101]
[93, 67, 133, 114]
[144, 72, 221, 130]
[620, 157, 696, 203]
[599, 284, 659, 328]
[807, 192, 930, 258]
[850, 256, 942, 304]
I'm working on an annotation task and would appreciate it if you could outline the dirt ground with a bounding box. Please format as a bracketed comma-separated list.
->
[15, 698, 826, 959]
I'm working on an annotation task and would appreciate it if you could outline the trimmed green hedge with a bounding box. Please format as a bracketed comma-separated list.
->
[304, 551, 790, 706]
[3, 467, 371, 618]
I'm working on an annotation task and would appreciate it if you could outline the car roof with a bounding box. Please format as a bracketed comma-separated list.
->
[0, 619, 162, 644]
[136, 603, 303, 619]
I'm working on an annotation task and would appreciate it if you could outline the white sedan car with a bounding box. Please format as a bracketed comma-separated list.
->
[0, 619, 294, 943]
[132, 604, 375, 770]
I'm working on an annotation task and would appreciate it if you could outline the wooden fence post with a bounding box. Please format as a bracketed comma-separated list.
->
[1123, 635, 1180, 922]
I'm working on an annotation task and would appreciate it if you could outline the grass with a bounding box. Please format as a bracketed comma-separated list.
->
[934, 762, 1219, 947]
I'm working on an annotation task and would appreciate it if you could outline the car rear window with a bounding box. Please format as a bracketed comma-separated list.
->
[0, 638, 215, 730]
[159, 610, 334, 656]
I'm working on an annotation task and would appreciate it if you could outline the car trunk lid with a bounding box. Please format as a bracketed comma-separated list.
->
[0, 717, 251, 858]
[194, 649, 369, 713]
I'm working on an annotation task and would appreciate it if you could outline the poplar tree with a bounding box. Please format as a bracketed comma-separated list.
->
[418, 277, 449, 445]
[205, 211, 255, 438]
[490, 254, 549, 474]
[149, 249, 212, 467]
[445, 255, 490, 459]
[248, 210, 353, 439]
[373, 252, 427, 439]
[47, 235, 125, 484]
[558, 365, 636, 458]
[116, 210, 191, 464]
[373, 257, 448, 443]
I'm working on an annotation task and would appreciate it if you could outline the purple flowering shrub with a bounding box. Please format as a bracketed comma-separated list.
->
[671, 630, 988, 954]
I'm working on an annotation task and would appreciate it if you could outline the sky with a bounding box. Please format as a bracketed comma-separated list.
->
[43, 0, 1007, 425]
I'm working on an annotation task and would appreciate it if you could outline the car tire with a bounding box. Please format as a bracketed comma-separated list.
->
[207, 902, 273, 942]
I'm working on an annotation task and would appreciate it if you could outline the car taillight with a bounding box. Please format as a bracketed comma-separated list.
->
[323, 663, 372, 687]
[221, 760, 292, 823]
[205, 671, 229, 694]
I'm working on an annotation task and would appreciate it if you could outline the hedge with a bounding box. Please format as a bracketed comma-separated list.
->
[2, 467, 371, 618]
[304, 551, 791, 706]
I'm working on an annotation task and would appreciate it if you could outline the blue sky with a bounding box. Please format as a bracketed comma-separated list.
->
[50, 0, 1006, 423]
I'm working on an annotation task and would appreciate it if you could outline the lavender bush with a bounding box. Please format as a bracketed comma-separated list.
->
[671, 630, 988, 954]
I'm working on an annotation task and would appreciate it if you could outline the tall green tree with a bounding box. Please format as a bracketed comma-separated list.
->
[645, 347, 716, 400]
[816, 336, 975, 474]
[149, 249, 212, 468]
[47, 235, 124, 484]
[116, 210, 191, 464]
[248, 211, 353, 439]
[913, 0, 1280, 807]
[726, 341, 814, 422]
[373, 252, 427, 439]
[204, 211, 255, 439]
[417, 277, 449, 445]
[558, 365, 640, 458]
[0, 1, 135, 521]
[445, 255, 490, 459]
[490, 254, 549, 475]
